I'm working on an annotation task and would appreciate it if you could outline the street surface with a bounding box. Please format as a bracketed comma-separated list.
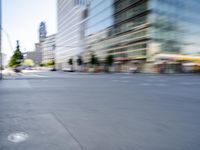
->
[0, 71, 200, 150]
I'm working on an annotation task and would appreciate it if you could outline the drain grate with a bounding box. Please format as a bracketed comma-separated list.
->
[8, 132, 29, 143]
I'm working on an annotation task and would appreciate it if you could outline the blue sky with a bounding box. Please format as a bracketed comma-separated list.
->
[2, 0, 57, 57]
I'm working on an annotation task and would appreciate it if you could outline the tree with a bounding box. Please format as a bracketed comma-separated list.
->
[105, 54, 114, 72]
[68, 58, 74, 71]
[77, 56, 83, 66]
[89, 53, 100, 72]
[77, 56, 83, 71]
[9, 41, 24, 67]
[41, 60, 54, 67]
[47, 60, 55, 66]
[68, 58, 73, 65]
[90, 53, 99, 67]
[105, 54, 114, 67]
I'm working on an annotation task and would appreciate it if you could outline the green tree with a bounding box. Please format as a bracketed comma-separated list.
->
[105, 54, 114, 67]
[105, 54, 114, 72]
[90, 53, 99, 67]
[77, 56, 83, 66]
[68, 58, 73, 65]
[47, 60, 55, 66]
[9, 41, 24, 67]
[41, 60, 54, 67]
[68, 58, 74, 71]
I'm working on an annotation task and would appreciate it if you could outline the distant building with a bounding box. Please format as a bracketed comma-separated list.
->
[41, 34, 56, 62]
[23, 22, 46, 66]
[23, 49, 42, 66]
[56, 0, 89, 69]
[35, 43, 42, 52]
[30, 22, 55, 65]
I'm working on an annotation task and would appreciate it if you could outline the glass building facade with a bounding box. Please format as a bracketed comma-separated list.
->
[149, 0, 200, 54]
[84, 0, 149, 71]
[84, 0, 200, 71]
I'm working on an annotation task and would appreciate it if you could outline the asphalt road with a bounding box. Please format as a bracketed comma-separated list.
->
[0, 71, 200, 150]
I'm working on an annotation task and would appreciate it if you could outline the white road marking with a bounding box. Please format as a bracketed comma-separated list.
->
[182, 82, 194, 85]
[22, 73, 47, 78]
[121, 76, 131, 79]
[139, 83, 151, 86]
[148, 76, 157, 79]
[112, 80, 120, 82]
[31, 74, 47, 78]
[157, 80, 166, 82]
[112, 80, 129, 83]
[146, 79, 154, 82]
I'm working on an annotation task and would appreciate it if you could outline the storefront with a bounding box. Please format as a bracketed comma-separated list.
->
[154, 54, 200, 73]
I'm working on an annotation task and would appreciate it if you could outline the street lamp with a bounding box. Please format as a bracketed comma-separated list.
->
[0, 0, 2, 80]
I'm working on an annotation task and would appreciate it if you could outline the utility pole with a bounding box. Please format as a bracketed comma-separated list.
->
[0, 0, 2, 80]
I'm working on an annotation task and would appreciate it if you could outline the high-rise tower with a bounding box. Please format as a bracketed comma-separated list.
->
[56, 0, 89, 69]
[39, 22, 47, 42]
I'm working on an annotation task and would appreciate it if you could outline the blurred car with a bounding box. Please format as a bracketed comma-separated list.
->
[13, 65, 32, 72]
[62, 67, 74, 72]
[13, 66, 22, 73]
[129, 66, 138, 73]
[50, 68, 57, 71]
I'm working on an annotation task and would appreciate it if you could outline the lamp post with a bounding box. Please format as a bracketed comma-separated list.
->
[0, 0, 2, 80]
[52, 44, 56, 70]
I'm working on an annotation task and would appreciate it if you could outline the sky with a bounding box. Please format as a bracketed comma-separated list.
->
[2, 0, 57, 58]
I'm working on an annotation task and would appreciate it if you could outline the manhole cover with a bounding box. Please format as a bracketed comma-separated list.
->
[8, 132, 29, 143]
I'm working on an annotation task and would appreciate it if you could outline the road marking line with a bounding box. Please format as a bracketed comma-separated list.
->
[112, 80, 119, 82]
[19, 73, 48, 78]
[31, 74, 47, 77]
[139, 83, 151, 86]
[182, 82, 194, 85]
[121, 76, 131, 79]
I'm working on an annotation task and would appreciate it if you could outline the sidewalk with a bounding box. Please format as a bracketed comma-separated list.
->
[0, 79, 31, 89]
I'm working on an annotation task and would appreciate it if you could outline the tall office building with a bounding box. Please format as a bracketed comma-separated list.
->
[56, 0, 89, 69]
[84, 0, 200, 71]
